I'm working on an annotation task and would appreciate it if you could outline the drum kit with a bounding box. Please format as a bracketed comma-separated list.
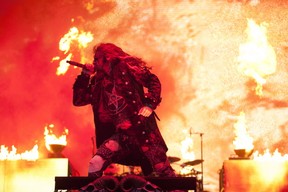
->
[116, 152, 204, 191]
[117, 156, 203, 177]
[168, 156, 203, 167]
[116, 130, 205, 191]
[168, 156, 203, 177]
[118, 130, 205, 179]
[168, 130, 205, 191]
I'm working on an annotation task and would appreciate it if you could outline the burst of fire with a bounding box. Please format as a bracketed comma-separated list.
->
[44, 124, 69, 153]
[250, 149, 288, 188]
[181, 131, 195, 161]
[238, 19, 277, 96]
[180, 130, 196, 175]
[0, 144, 39, 161]
[54, 26, 94, 75]
[233, 111, 254, 151]
[253, 149, 288, 161]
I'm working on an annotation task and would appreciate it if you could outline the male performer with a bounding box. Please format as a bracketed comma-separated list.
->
[73, 43, 176, 178]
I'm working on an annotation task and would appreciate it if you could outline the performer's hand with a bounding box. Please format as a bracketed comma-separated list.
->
[82, 64, 95, 75]
[138, 106, 153, 117]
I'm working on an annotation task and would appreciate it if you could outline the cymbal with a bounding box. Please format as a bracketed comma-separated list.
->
[180, 159, 204, 167]
[168, 156, 181, 163]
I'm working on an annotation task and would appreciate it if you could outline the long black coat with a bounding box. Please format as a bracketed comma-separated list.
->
[72, 60, 168, 175]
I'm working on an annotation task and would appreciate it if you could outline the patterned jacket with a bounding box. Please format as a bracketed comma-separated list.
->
[73, 60, 168, 154]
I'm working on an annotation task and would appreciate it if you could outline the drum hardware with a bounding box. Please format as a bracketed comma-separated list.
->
[168, 156, 181, 163]
[189, 130, 204, 191]
[120, 165, 142, 176]
[180, 159, 204, 167]
[180, 167, 202, 176]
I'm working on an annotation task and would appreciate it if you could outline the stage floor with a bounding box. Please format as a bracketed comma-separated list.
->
[54, 175, 198, 191]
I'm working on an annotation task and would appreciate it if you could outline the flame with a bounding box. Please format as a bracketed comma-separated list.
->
[233, 111, 254, 151]
[250, 149, 288, 188]
[56, 53, 73, 76]
[180, 131, 195, 161]
[238, 19, 277, 96]
[55, 26, 94, 75]
[83, 0, 96, 13]
[0, 144, 39, 161]
[179, 130, 196, 176]
[44, 124, 69, 152]
[253, 149, 288, 161]
[51, 56, 60, 62]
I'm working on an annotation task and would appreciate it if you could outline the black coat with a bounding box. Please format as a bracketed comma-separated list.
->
[73, 60, 167, 175]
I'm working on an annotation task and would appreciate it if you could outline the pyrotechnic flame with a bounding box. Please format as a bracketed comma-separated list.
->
[44, 124, 69, 152]
[233, 111, 254, 151]
[180, 130, 196, 176]
[51, 56, 60, 62]
[238, 19, 277, 96]
[181, 134, 195, 161]
[55, 26, 94, 75]
[0, 144, 39, 161]
[253, 149, 288, 161]
[56, 53, 72, 76]
[251, 149, 288, 188]
[83, 0, 96, 13]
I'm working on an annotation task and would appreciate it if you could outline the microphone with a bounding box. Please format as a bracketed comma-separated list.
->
[66, 60, 86, 68]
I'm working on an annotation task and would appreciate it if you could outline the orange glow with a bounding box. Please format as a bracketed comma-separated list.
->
[55, 26, 94, 75]
[253, 162, 287, 191]
[0, 144, 39, 161]
[251, 149, 288, 187]
[233, 112, 254, 151]
[224, 160, 288, 192]
[44, 124, 69, 152]
[1, 159, 69, 192]
[238, 19, 277, 96]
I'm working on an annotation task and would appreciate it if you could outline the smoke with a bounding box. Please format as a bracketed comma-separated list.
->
[0, 0, 95, 171]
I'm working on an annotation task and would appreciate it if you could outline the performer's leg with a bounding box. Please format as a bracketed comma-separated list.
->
[88, 139, 120, 177]
[154, 159, 176, 177]
[141, 144, 176, 177]
[142, 145, 189, 192]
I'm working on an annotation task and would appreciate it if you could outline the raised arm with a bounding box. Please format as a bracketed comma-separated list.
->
[72, 73, 92, 106]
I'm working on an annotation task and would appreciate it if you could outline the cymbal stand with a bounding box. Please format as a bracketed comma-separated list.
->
[200, 132, 204, 191]
[194, 132, 204, 191]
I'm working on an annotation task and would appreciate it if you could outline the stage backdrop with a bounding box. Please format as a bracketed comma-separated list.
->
[1, 1, 288, 191]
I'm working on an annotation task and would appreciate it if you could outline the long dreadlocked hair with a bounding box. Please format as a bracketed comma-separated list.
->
[93, 43, 152, 72]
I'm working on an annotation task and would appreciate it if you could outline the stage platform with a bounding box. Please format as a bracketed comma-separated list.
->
[55, 176, 198, 191]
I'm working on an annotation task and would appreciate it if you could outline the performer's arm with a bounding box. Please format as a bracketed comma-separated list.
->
[128, 65, 161, 120]
[72, 67, 93, 106]
[139, 68, 162, 110]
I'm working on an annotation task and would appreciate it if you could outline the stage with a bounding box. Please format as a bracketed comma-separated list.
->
[54, 176, 198, 191]
[220, 159, 288, 192]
